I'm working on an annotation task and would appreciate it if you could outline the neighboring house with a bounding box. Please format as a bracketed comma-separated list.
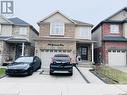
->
[92, 7, 127, 66]
[35, 11, 94, 68]
[0, 16, 38, 65]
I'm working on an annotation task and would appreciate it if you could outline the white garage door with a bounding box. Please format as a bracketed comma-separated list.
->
[108, 50, 126, 66]
[41, 50, 71, 68]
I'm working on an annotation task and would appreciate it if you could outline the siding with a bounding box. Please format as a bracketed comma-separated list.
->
[92, 26, 102, 48]
[1, 25, 12, 36]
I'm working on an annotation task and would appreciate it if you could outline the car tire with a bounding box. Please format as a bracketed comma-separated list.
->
[38, 65, 41, 69]
[50, 71, 53, 75]
[28, 69, 33, 75]
[69, 72, 73, 76]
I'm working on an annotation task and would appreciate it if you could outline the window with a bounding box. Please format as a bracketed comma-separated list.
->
[19, 27, 28, 35]
[110, 25, 119, 33]
[50, 22, 64, 35]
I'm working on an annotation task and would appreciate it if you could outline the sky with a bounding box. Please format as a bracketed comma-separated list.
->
[5, 0, 127, 30]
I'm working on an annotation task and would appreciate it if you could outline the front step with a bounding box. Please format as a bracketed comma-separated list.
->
[77, 62, 93, 68]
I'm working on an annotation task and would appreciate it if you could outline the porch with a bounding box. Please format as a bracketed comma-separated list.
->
[2, 38, 33, 65]
[76, 40, 95, 64]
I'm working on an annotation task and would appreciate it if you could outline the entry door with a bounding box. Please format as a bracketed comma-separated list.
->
[80, 47, 88, 60]
[15, 44, 22, 59]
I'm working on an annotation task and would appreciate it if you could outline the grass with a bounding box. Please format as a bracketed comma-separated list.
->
[0, 68, 6, 77]
[95, 65, 127, 84]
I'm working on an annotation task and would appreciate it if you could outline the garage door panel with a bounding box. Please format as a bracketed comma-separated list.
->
[41, 50, 71, 68]
[108, 51, 126, 66]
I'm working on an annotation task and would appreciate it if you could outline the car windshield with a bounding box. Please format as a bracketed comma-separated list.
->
[15, 57, 33, 63]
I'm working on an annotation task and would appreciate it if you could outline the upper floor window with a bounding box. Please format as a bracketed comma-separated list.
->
[110, 25, 119, 33]
[50, 22, 64, 36]
[19, 27, 28, 35]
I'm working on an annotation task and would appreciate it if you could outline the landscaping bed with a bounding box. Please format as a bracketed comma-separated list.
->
[0, 68, 6, 77]
[90, 65, 127, 84]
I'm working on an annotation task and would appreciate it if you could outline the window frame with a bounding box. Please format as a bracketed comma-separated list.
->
[50, 22, 64, 36]
[19, 27, 28, 35]
[110, 24, 119, 34]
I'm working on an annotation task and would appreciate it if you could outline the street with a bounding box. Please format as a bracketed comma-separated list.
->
[0, 67, 126, 95]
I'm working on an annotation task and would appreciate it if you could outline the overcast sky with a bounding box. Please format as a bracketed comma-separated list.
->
[7, 0, 127, 30]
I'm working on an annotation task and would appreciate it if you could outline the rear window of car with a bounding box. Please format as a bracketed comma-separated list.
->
[54, 54, 69, 57]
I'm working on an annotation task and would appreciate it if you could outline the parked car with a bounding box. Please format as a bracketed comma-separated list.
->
[6, 56, 41, 76]
[50, 54, 73, 75]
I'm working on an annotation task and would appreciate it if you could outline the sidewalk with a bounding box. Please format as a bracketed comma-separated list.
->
[112, 66, 127, 73]
[77, 67, 104, 84]
[0, 83, 126, 95]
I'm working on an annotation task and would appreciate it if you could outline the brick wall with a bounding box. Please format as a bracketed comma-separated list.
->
[102, 23, 123, 36]
[39, 23, 75, 38]
[39, 23, 50, 37]
[103, 42, 127, 64]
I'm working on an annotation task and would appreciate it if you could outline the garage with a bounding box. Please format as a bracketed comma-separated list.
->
[40, 49, 71, 68]
[108, 50, 127, 66]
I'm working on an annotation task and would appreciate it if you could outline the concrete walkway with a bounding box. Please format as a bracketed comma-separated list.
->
[77, 67, 104, 84]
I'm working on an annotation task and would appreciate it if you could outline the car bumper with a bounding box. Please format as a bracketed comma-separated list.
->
[6, 69, 28, 76]
[50, 65, 73, 72]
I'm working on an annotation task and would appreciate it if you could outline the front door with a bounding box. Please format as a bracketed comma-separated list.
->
[80, 47, 88, 60]
[15, 44, 22, 59]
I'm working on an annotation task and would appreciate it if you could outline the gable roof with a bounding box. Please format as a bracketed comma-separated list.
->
[104, 7, 127, 21]
[9, 17, 39, 35]
[0, 15, 14, 24]
[38, 10, 76, 24]
[92, 7, 127, 33]
[38, 10, 93, 27]
[8, 17, 30, 26]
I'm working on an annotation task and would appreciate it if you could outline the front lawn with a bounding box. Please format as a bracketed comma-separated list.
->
[91, 65, 127, 84]
[0, 68, 6, 77]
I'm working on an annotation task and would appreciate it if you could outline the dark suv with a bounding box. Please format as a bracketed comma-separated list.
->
[50, 54, 73, 75]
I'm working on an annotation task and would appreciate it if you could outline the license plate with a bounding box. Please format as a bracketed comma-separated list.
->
[56, 61, 66, 64]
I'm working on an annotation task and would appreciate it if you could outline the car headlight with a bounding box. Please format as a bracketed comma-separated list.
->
[23, 65, 30, 70]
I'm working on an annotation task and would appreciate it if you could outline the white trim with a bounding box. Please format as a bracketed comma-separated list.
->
[21, 43, 25, 56]
[91, 42, 94, 63]
[110, 24, 119, 33]
[0, 15, 14, 24]
[50, 22, 64, 36]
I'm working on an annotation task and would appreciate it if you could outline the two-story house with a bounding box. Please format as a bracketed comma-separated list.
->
[0, 16, 38, 65]
[92, 7, 127, 67]
[35, 11, 94, 68]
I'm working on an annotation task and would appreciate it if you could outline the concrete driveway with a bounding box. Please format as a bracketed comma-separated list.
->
[0, 67, 86, 84]
[0, 67, 126, 95]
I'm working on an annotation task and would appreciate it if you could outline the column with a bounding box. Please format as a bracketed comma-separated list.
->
[21, 43, 25, 56]
[92, 42, 94, 63]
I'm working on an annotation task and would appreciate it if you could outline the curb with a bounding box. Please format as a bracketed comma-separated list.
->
[75, 65, 90, 83]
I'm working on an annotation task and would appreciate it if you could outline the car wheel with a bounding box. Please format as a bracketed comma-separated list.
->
[69, 69, 73, 76]
[28, 69, 33, 75]
[50, 71, 53, 75]
[38, 65, 41, 69]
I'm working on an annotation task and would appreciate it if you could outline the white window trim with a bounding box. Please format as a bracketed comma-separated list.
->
[50, 22, 64, 36]
[110, 24, 119, 33]
[19, 27, 28, 35]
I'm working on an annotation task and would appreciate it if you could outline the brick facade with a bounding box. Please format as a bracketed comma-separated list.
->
[102, 23, 123, 36]
[39, 23, 75, 38]
[103, 42, 127, 64]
